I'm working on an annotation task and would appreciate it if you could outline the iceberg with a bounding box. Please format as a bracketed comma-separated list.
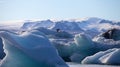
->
[93, 28, 120, 51]
[0, 30, 68, 67]
[74, 33, 94, 50]
[82, 48, 120, 65]
[51, 33, 99, 62]
[70, 33, 97, 62]
[50, 29, 120, 64]
[4, 17, 119, 65]
[51, 41, 76, 62]
[21, 26, 74, 62]
[80, 29, 120, 65]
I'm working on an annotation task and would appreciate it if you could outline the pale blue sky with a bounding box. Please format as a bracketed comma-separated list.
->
[0, 0, 120, 22]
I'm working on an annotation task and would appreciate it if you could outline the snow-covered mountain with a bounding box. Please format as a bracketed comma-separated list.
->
[21, 17, 120, 30]
[21, 19, 54, 29]
[51, 20, 84, 33]
[21, 17, 120, 38]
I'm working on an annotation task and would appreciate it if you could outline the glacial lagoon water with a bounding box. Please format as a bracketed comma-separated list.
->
[67, 62, 120, 67]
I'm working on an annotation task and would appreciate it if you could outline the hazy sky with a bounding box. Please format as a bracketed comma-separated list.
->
[0, 0, 120, 22]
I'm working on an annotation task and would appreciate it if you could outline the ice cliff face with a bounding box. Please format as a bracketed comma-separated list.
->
[0, 31, 68, 67]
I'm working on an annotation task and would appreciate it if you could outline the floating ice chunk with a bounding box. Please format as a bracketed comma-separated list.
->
[70, 33, 96, 62]
[82, 48, 120, 65]
[51, 33, 98, 62]
[100, 49, 120, 65]
[51, 41, 76, 62]
[0, 31, 68, 67]
[93, 29, 120, 50]
[81, 29, 120, 65]
[74, 33, 94, 50]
